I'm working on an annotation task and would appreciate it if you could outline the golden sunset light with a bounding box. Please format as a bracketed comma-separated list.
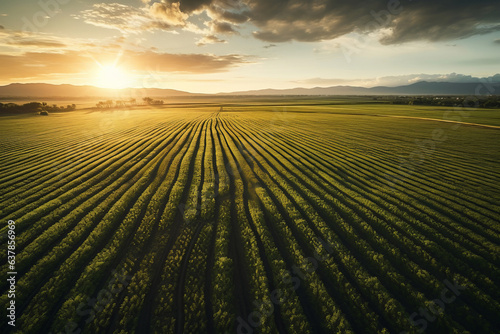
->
[94, 64, 131, 89]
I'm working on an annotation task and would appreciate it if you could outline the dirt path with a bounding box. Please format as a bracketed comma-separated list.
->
[372, 114, 500, 129]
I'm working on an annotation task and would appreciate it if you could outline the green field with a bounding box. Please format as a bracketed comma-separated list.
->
[1, 101, 499, 333]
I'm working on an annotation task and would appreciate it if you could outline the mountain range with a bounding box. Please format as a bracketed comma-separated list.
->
[0, 83, 195, 98]
[0, 81, 498, 98]
[219, 81, 500, 96]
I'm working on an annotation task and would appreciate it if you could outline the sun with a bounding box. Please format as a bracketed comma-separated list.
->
[95, 64, 130, 89]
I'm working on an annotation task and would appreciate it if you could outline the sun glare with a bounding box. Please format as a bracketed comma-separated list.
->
[95, 64, 130, 89]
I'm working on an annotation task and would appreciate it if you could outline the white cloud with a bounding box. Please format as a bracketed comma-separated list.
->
[74, 3, 183, 34]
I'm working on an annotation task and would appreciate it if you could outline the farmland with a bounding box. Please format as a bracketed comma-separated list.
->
[1, 100, 499, 333]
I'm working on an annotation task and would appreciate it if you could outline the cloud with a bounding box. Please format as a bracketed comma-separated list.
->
[121, 50, 246, 72]
[205, 4, 249, 24]
[495, 39, 500, 44]
[213, 8, 249, 24]
[379, 2, 500, 44]
[0, 48, 250, 82]
[174, 0, 213, 14]
[263, 44, 276, 49]
[75, 0, 500, 47]
[207, 20, 238, 34]
[0, 29, 133, 52]
[0, 29, 68, 50]
[74, 3, 183, 34]
[251, 0, 500, 44]
[0, 51, 93, 80]
[149, 1, 188, 26]
[0, 25, 4, 29]
[295, 73, 500, 88]
[196, 34, 227, 46]
[75, 2, 241, 46]
[7, 40, 66, 48]
[151, 0, 500, 45]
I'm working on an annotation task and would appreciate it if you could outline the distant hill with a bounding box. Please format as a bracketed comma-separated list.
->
[1, 81, 499, 98]
[0, 83, 199, 98]
[220, 81, 500, 96]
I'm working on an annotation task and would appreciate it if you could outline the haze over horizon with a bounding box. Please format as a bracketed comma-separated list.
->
[0, 0, 499, 93]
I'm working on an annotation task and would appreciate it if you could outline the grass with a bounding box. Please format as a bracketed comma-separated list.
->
[0, 100, 499, 333]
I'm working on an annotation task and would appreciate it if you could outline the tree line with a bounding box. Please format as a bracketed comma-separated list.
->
[95, 97, 164, 109]
[384, 96, 500, 108]
[0, 102, 76, 114]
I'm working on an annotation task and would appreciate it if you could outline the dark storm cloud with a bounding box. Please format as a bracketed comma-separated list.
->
[495, 39, 500, 45]
[176, 0, 213, 12]
[159, 0, 500, 44]
[379, 0, 500, 44]
[208, 20, 238, 34]
[249, 0, 500, 44]
[216, 9, 249, 24]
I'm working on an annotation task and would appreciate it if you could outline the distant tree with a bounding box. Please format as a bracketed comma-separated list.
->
[143, 97, 153, 105]
[0, 101, 76, 114]
[23, 102, 43, 111]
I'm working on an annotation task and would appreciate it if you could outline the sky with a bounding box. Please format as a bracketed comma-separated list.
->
[0, 0, 499, 93]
